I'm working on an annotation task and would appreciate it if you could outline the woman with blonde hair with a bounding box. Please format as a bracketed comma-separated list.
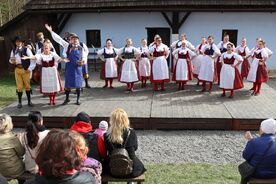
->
[104, 108, 146, 178]
[0, 113, 25, 180]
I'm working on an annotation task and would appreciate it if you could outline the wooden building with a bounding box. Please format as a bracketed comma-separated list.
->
[1, 0, 276, 74]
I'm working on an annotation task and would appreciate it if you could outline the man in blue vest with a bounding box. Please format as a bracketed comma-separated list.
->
[45, 24, 87, 105]
[9, 36, 36, 108]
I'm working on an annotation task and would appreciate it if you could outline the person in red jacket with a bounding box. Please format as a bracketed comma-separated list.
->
[70, 112, 106, 163]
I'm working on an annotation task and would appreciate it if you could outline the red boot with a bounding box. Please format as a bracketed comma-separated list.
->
[154, 83, 159, 91]
[201, 82, 206, 92]
[161, 81, 165, 91]
[229, 90, 234, 98]
[103, 80, 108, 88]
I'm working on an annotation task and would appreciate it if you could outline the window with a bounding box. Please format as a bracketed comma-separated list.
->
[86, 30, 101, 48]
[222, 29, 238, 46]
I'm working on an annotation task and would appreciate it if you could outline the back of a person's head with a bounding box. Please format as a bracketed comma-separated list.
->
[69, 130, 88, 161]
[26, 111, 45, 149]
[108, 108, 130, 145]
[36, 129, 81, 178]
[0, 114, 13, 134]
[260, 118, 276, 135]
[75, 112, 91, 124]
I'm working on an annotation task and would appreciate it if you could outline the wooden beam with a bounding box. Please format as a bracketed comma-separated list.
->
[178, 12, 191, 30]
[171, 12, 179, 34]
[57, 13, 72, 34]
[161, 12, 172, 28]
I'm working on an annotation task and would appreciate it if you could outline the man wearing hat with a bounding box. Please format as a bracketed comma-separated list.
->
[9, 36, 35, 108]
[242, 118, 276, 180]
[68, 33, 91, 88]
[45, 24, 87, 105]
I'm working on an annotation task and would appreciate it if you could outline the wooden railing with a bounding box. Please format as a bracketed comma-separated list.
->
[0, 0, 30, 26]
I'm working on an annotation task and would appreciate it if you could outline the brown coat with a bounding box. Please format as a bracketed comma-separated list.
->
[0, 132, 25, 180]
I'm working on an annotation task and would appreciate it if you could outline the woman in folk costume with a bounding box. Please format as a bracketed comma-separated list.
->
[247, 40, 272, 95]
[138, 39, 151, 88]
[219, 43, 244, 98]
[192, 37, 207, 85]
[172, 41, 196, 90]
[22, 42, 62, 105]
[171, 33, 195, 72]
[97, 38, 118, 89]
[149, 36, 170, 91]
[45, 24, 86, 105]
[198, 36, 221, 93]
[216, 34, 234, 85]
[118, 38, 141, 92]
[235, 38, 250, 79]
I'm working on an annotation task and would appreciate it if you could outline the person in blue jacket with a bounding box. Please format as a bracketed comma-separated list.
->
[243, 118, 276, 179]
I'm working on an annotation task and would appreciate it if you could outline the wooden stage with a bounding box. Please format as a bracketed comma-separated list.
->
[1, 74, 276, 131]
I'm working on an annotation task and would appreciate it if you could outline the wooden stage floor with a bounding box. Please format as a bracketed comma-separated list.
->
[1, 74, 276, 130]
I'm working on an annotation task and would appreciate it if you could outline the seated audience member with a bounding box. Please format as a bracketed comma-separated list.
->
[69, 130, 102, 184]
[25, 129, 96, 184]
[242, 118, 276, 179]
[0, 114, 25, 180]
[94, 120, 108, 141]
[70, 112, 106, 162]
[0, 173, 8, 184]
[18, 111, 49, 174]
[104, 108, 146, 178]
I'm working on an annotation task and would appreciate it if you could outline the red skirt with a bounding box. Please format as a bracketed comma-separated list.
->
[241, 59, 250, 79]
[233, 67, 244, 90]
[256, 64, 268, 83]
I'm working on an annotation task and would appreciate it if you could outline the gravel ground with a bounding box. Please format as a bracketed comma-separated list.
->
[135, 130, 250, 164]
[15, 129, 251, 164]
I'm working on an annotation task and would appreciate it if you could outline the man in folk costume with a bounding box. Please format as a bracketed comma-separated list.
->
[69, 33, 91, 88]
[172, 41, 196, 90]
[235, 38, 251, 79]
[216, 34, 234, 85]
[192, 37, 207, 85]
[171, 33, 195, 72]
[97, 38, 119, 88]
[118, 38, 141, 92]
[247, 40, 272, 96]
[149, 36, 170, 91]
[45, 24, 86, 105]
[9, 36, 36, 108]
[198, 36, 221, 93]
[219, 43, 244, 98]
[35, 32, 45, 53]
[22, 42, 62, 105]
[138, 39, 151, 88]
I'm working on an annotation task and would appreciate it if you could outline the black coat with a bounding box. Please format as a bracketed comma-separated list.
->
[24, 171, 96, 184]
[103, 128, 146, 178]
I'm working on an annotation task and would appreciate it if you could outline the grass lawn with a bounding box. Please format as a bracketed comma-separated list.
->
[0, 74, 17, 108]
[111, 163, 240, 184]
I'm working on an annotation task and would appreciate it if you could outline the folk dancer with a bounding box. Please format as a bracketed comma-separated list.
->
[45, 24, 86, 105]
[247, 40, 272, 95]
[97, 38, 119, 88]
[138, 39, 151, 88]
[149, 36, 170, 91]
[22, 42, 62, 105]
[235, 38, 250, 79]
[9, 36, 35, 108]
[198, 36, 221, 93]
[192, 37, 207, 85]
[172, 41, 196, 90]
[118, 38, 141, 92]
[219, 43, 244, 98]
[216, 34, 234, 85]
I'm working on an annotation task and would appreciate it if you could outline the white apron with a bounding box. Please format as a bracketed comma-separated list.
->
[41, 66, 60, 93]
[105, 58, 118, 78]
[220, 64, 235, 89]
[120, 59, 138, 83]
[139, 58, 151, 77]
[198, 55, 215, 82]
[247, 58, 259, 82]
[152, 56, 169, 81]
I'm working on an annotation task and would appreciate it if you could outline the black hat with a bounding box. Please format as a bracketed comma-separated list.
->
[13, 36, 24, 43]
[75, 112, 91, 123]
[69, 33, 79, 39]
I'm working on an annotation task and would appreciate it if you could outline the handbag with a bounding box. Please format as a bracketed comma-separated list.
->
[238, 140, 274, 183]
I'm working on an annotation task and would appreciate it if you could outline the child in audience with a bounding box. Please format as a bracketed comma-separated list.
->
[69, 130, 102, 184]
[94, 120, 108, 141]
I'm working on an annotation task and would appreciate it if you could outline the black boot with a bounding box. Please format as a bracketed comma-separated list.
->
[26, 90, 34, 107]
[17, 91, 23, 108]
[62, 90, 71, 105]
[76, 88, 81, 105]
[85, 78, 91, 88]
